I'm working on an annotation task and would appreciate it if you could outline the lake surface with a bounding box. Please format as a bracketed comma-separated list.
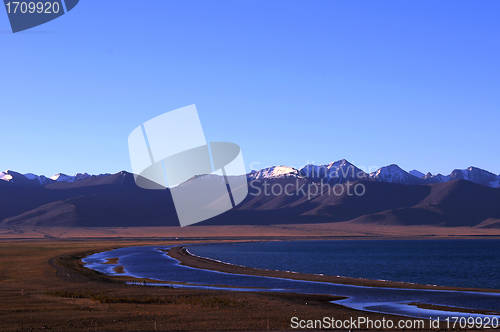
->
[83, 240, 500, 321]
[187, 239, 500, 290]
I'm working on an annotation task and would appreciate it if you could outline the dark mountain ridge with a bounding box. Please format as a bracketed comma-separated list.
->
[1, 170, 499, 228]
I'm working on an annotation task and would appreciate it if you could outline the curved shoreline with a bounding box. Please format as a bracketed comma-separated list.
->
[168, 245, 500, 294]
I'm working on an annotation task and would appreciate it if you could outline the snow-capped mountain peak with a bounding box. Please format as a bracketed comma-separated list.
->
[0, 171, 111, 186]
[24, 173, 55, 185]
[247, 166, 299, 180]
[50, 172, 106, 183]
[1, 170, 45, 185]
[245, 161, 499, 187]
[298, 159, 366, 183]
[370, 164, 426, 185]
[0, 170, 13, 182]
[448, 166, 497, 187]
[50, 173, 71, 182]
[2, 162, 500, 188]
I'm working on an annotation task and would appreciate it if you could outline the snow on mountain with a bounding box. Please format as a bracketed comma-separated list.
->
[422, 172, 450, 183]
[2, 163, 499, 188]
[50, 173, 90, 182]
[247, 166, 299, 180]
[50, 173, 72, 182]
[0, 171, 13, 182]
[24, 173, 55, 185]
[448, 167, 497, 187]
[370, 164, 426, 185]
[0, 171, 112, 186]
[409, 170, 425, 178]
[0, 170, 40, 185]
[246, 161, 499, 188]
[423, 167, 497, 187]
[50, 172, 109, 183]
[299, 159, 367, 184]
[246, 160, 367, 184]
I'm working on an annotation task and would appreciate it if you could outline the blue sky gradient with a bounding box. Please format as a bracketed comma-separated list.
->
[1, 1, 499, 176]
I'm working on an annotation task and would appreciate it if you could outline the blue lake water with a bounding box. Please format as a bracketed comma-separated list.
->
[82, 240, 500, 321]
[188, 239, 500, 290]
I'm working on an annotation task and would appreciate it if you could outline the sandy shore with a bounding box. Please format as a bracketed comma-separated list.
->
[168, 245, 500, 293]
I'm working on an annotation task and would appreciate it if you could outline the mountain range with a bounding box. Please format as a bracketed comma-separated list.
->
[3, 160, 500, 188]
[248, 160, 500, 187]
[1, 160, 499, 228]
[0, 170, 110, 186]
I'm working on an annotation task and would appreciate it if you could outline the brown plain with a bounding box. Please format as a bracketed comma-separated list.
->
[1, 223, 500, 331]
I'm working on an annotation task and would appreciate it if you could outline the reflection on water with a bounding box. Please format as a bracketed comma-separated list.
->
[83, 245, 500, 322]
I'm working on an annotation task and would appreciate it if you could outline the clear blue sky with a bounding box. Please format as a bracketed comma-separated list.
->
[1, 0, 499, 177]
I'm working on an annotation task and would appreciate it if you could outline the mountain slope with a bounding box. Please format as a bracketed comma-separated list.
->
[0, 170, 40, 185]
[2, 161, 500, 187]
[409, 170, 425, 178]
[370, 164, 427, 185]
[299, 159, 367, 184]
[1, 165, 499, 228]
[198, 178, 500, 227]
[423, 166, 498, 187]
[0, 173, 178, 227]
[247, 166, 299, 180]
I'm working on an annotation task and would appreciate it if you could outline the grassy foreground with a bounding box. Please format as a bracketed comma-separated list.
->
[1, 224, 499, 331]
[0, 238, 361, 331]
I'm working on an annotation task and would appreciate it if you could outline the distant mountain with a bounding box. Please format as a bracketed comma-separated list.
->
[245, 160, 500, 188]
[50, 172, 110, 183]
[369, 164, 426, 185]
[225, 177, 500, 228]
[49, 173, 72, 182]
[0, 170, 111, 187]
[0, 171, 177, 227]
[46, 172, 116, 189]
[490, 175, 500, 189]
[299, 159, 366, 184]
[248, 159, 368, 184]
[449, 167, 498, 187]
[423, 167, 498, 188]
[0, 170, 42, 185]
[247, 166, 299, 181]
[409, 170, 425, 178]
[0, 167, 499, 228]
[423, 172, 450, 184]
[1, 160, 500, 228]
[24, 173, 54, 185]
[1, 161, 499, 188]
